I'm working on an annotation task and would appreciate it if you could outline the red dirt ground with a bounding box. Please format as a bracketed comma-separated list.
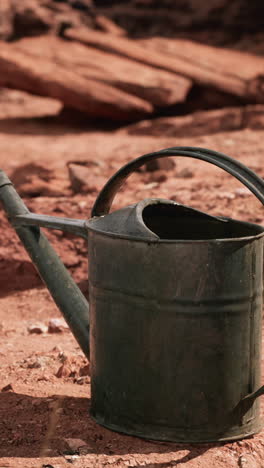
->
[0, 90, 264, 467]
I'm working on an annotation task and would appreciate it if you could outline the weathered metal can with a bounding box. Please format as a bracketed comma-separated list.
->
[1, 146, 264, 443]
[89, 210, 264, 443]
[88, 146, 264, 443]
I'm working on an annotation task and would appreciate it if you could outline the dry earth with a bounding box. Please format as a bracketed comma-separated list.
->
[0, 90, 264, 467]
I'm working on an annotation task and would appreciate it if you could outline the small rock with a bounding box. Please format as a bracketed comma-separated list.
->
[64, 438, 87, 454]
[79, 363, 90, 376]
[234, 187, 251, 197]
[75, 376, 89, 385]
[78, 200, 87, 209]
[66, 158, 101, 168]
[148, 170, 167, 183]
[48, 318, 69, 333]
[1, 383, 14, 392]
[140, 182, 159, 190]
[217, 192, 235, 200]
[52, 345, 63, 353]
[64, 455, 79, 462]
[27, 323, 48, 334]
[144, 158, 175, 172]
[176, 168, 193, 178]
[58, 351, 68, 363]
[27, 359, 42, 369]
[56, 364, 72, 378]
[68, 163, 105, 194]
[37, 374, 49, 382]
[32, 398, 42, 406]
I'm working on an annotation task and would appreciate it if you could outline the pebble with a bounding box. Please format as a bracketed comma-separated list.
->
[51, 345, 63, 353]
[64, 438, 87, 452]
[27, 359, 42, 369]
[176, 168, 194, 178]
[48, 318, 69, 333]
[148, 170, 167, 183]
[27, 323, 48, 334]
[233, 187, 251, 197]
[58, 351, 68, 363]
[79, 363, 90, 376]
[145, 158, 175, 172]
[217, 192, 235, 200]
[75, 376, 90, 385]
[1, 383, 14, 392]
[56, 363, 72, 378]
[68, 163, 105, 194]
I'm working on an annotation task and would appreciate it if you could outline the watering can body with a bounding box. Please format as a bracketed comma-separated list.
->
[0, 146, 264, 443]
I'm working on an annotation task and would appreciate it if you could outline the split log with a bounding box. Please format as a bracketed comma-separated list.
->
[65, 28, 264, 102]
[120, 105, 264, 137]
[0, 41, 153, 120]
[16, 36, 191, 107]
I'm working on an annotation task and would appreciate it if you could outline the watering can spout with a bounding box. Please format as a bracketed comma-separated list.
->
[0, 170, 90, 358]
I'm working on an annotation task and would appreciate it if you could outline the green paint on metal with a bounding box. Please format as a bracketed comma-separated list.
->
[0, 146, 264, 443]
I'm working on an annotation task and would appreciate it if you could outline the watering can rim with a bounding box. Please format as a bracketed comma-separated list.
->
[86, 218, 264, 244]
[86, 197, 264, 243]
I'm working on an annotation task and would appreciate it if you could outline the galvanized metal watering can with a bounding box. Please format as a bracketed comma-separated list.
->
[0, 146, 264, 443]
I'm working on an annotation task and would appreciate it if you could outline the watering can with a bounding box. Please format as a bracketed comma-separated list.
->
[0, 146, 264, 443]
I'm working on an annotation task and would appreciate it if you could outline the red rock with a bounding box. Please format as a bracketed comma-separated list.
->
[79, 364, 90, 376]
[56, 363, 72, 378]
[147, 170, 168, 183]
[145, 158, 175, 172]
[68, 163, 106, 193]
[176, 168, 194, 178]
[66, 28, 264, 101]
[16, 35, 191, 108]
[1, 383, 14, 392]
[64, 438, 88, 452]
[122, 106, 264, 138]
[0, 40, 153, 120]
[75, 376, 90, 385]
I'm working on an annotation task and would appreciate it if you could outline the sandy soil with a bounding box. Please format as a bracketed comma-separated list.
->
[0, 90, 264, 467]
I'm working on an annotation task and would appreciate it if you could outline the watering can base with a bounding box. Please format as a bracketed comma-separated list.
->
[91, 412, 263, 443]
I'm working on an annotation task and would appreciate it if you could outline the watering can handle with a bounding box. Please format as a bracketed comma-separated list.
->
[92, 146, 264, 216]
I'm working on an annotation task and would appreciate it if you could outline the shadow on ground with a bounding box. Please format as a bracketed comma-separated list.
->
[0, 114, 123, 136]
[0, 391, 213, 463]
